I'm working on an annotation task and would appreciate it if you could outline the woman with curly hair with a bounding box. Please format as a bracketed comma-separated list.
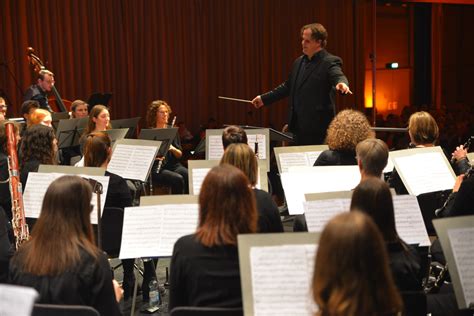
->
[146, 100, 188, 194]
[313, 211, 403, 316]
[19, 124, 57, 187]
[314, 109, 373, 166]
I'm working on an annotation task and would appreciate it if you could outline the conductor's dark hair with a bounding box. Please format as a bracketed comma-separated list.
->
[301, 23, 328, 48]
[222, 125, 248, 150]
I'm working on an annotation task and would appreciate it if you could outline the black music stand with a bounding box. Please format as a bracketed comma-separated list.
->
[110, 117, 141, 139]
[226, 124, 294, 143]
[139, 128, 178, 157]
[51, 112, 70, 130]
[103, 128, 129, 148]
[56, 117, 88, 150]
[87, 92, 112, 111]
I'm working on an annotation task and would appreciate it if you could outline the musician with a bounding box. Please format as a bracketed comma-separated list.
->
[220, 143, 283, 233]
[0, 121, 19, 220]
[28, 108, 52, 127]
[146, 100, 188, 194]
[79, 105, 111, 154]
[23, 69, 55, 112]
[169, 165, 257, 310]
[252, 23, 351, 145]
[19, 125, 57, 187]
[82, 132, 136, 300]
[20, 100, 40, 134]
[222, 125, 247, 149]
[9, 175, 122, 315]
[356, 138, 389, 180]
[70, 99, 89, 119]
[0, 97, 7, 121]
[313, 212, 403, 316]
[350, 178, 423, 292]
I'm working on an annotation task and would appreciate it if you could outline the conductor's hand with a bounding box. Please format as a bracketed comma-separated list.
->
[252, 96, 264, 109]
[336, 82, 352, 95]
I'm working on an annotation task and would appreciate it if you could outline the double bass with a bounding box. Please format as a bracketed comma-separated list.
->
[26, 47, 70, 113]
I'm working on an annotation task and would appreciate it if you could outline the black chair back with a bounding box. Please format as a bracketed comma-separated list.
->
[32, 304, 100, 316]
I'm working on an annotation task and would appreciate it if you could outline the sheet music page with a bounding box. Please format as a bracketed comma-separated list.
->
[250, 244, 317, 316]
[304, 199, 350, 232]
[23, 172, 110, 224]
[305, 152, 323, 167]
[281, 166, 360, 215]
[208, 135, 224, 160]
[0, 284, 38, 316]
[448, 227, 474, 307]
[247, 134, 267, 160]
[392, 195, 431, 247]
[279, 153, 310, 173]
[383, 157, 394, 174]
[119, 204, 199, 259]
[393, 152, 455, 196]
[191, 168, 211, 195]
[108, 144, 157, 181]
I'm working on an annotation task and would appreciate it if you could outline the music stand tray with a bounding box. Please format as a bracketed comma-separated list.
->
[110, 117, 141, 139]
[87, 92, 112, 111]
[139, 128, 178, 156]
[55, 117, 88, 149]
[104, 128, 130, 149]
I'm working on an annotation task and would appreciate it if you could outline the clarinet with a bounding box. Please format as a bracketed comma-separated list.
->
[156, 116, 176, 174]
[5, 122, 29, 249]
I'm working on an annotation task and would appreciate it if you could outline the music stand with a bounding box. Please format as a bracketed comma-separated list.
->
[87, 92, 112, 111]
[139, 128, 178, 157]
[51, 112, 70, 129]
[55, 117, 88, 150]
[110, 117, 141, 139]
[103, 128, 129, 149]
[230, 125, 294, 143]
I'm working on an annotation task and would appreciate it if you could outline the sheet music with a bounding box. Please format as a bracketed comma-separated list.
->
[250, 244, 317, 316]
[393, 152, 455, 196]
[247, 134, 267, 160]
[192, 168, 211, 195]
[23, 172, 110, 224]
[0, 284, 38, 316]
[392, 195, 431, 247]
[383, 156, 394, 174]
[278, 152, 323, 173]
[281, 166, 360, 215]
[448, 227, 474, 307]
[208, 135, 224, 160]
[107, 144, 157, 182]
[119, 204, 199, 259]
[304, 199, 351, 232]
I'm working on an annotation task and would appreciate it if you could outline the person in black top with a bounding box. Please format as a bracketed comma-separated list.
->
[220, 143, 283, 233]
[350, 178, 423, 292]
[23, 70, 55, 112]
[169, 165, 258, 310]
[252, 23, 351, 145]
[146, 100, 188, 194]
[19, 124, 57, 188]
[9, 175, 122, 315]
[83, 132, 135, 300]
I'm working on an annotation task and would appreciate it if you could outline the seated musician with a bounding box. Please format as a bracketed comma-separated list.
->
[19, 100, 40, 135]
[169, 165, 257, 310]
[70, 99, 89, 119]
[313, 212, 403, 316]
[9, 175, 122, 315]
[0, 97, 7, 121]
[146, 100, 188, 194]
[28, 108, 52, 127]
[79, 105, 111, 155]
[23, 69, 55, 112]
[19, 125, 57, 188]
[222, 125, 247, 149]
[220, 143, 283, 233]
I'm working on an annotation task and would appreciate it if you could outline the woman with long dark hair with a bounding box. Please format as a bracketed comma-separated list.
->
[9, 175, 122, 315]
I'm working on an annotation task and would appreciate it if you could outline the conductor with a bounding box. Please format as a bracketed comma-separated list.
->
[252, 23, 351, 145]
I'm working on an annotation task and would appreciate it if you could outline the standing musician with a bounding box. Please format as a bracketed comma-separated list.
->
[252, 23, 352, 145]
[23, 69, 55, 112]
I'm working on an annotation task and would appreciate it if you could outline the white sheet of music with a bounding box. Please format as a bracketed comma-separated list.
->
[448, 227, 474, 307]
[247, 134, 267, 160]
[383, 156, 394, 174]
[208, 135, 224, 160]
[119, 203, 199, 259]
[192, 168, 211, 195]
[392, 195, 431, 247]
[281, 166, 360, 215]
[278, 152, 323, 173]
[0, 284, 38, 316]
[393, 152, 455, 196]
[304, 199, 351, 232]
[250, 244, 318, 316]
[23, 172, 110, 224]
[107, 144, 157, 182]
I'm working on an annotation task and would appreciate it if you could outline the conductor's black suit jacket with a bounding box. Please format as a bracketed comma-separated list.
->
[261, 49, 348, 145]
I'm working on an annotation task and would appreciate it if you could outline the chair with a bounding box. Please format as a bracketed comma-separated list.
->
[32, 304, 99, 316]
[170, 306, 243, 316]
[401, 290, 427, 316]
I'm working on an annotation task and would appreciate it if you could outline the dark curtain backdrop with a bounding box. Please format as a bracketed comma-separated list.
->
[0, 0, 367, 132]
